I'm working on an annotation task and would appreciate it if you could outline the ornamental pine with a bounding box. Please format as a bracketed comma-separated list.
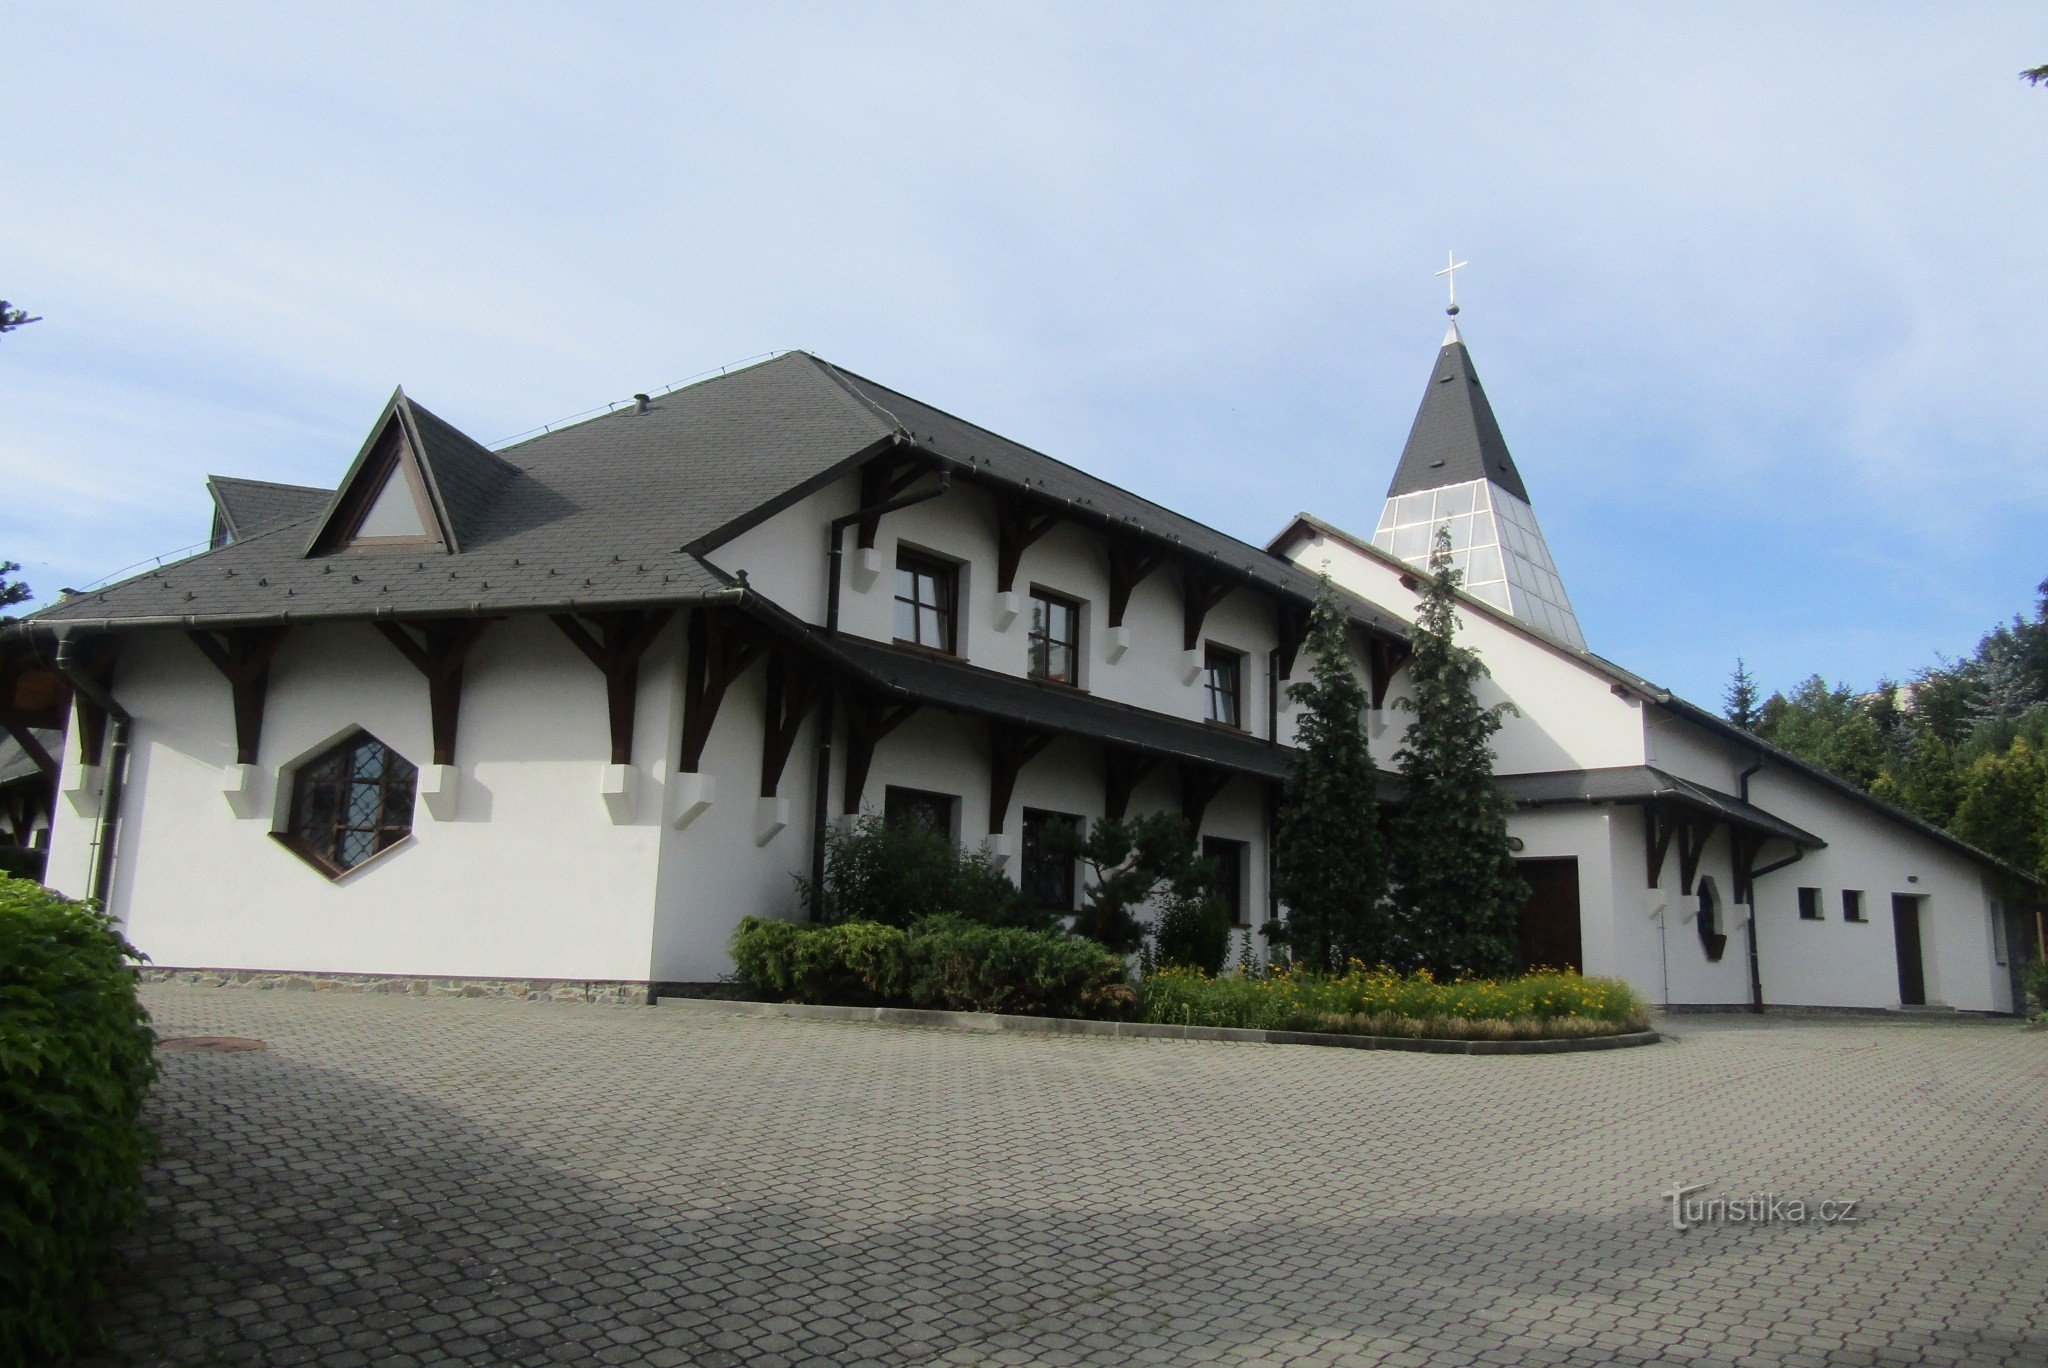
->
[1273, 575, 1388, 972]
[1386, 525, 1524, 977]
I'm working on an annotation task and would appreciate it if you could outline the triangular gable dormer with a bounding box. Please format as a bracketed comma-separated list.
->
[305, 389, 515, 556]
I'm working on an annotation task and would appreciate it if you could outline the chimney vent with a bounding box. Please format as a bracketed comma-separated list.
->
[633, 393, 651, 414]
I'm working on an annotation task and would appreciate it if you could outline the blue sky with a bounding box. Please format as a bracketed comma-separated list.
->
[5, 4, 2045, 704]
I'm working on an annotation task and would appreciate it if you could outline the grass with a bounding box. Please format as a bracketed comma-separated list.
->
[1136, 963, 1651, 1040]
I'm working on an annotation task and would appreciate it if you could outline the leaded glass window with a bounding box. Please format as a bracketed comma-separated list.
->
[282, 731, 417, 876]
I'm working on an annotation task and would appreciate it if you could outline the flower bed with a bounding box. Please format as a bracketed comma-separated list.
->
[1137, 964, 1650, 1040]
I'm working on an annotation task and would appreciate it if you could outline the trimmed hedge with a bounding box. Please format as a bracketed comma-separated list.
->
[0, 876, 157, 1364]
[1137, 964, 1650, 1039]
[731, 917, 1134, 1019]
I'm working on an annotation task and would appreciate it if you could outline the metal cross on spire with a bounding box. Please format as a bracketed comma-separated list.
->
[1435, 251, 1468, 316]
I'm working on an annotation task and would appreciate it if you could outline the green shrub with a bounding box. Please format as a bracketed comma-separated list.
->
[1153, 884, 1231, 974]
[729, 917, 1131, 1019]
[2023, 957, 2048, 1022]
[903, 919, 1130, 1017]
[730, 917, 908, 1005]
[1137, 963, 1648, 1038]
[0, 876, 157, 1364]
[798, 814, 1051, 930]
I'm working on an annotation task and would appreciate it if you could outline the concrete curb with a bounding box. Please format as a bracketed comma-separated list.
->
[661, 996, 1662, 1055]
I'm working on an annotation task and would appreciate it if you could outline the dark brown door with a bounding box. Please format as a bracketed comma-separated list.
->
[1516, 857, 1582, 973]
[1892, 895, 1926, 1006]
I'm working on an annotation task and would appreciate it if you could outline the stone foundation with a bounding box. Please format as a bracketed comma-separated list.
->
[136, 966, 650, 1006]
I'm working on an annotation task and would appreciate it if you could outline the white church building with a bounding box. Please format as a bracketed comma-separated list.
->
[8, 327, 2036, 1013]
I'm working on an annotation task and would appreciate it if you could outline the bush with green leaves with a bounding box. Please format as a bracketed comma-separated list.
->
[1137, 962, 1648, 1040]
[1, 876, 157, 1364]
[1052, 810, 1219, 957]
[798, 814, 1051, 930]
[2023, 956, 2048, 1023]
[729, 916, 1131, 1019]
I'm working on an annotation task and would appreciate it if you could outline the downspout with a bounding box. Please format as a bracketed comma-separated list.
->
[55, 635, 133, 913]
[1738, 749, 1766, 1014]
[809, 462, 950, 912]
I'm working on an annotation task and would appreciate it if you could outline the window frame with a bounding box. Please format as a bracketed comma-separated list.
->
[1204, 643, 1245, 729]
[893, 548, 960, 656]
[883, 785, 958, 840]
[1020, 808, 1082, 911]
[1026, 586, 1083, 687]
[275, 730, 419, 880]
[1797, 886, 1823, 921]
[1203, 835, 1249, 928]
[1841, 889, 1866, 923]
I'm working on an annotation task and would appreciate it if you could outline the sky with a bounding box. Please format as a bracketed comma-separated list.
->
[4, 4, 2045, 705]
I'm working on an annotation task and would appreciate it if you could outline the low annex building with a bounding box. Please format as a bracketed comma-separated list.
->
[10, 337, 2037, 1011]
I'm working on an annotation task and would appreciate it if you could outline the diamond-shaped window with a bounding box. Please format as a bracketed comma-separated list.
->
[276, 729, 418, 878]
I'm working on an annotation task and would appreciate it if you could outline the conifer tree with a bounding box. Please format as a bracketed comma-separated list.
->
[1386, 526, 1523, 978]
[1724, 658, 1761, 731]
[1871, 724, 1964, 829]
[1272, 575, 1386, 972]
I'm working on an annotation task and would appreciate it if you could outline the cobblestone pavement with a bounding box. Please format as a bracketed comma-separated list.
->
[77, 986, 2048, 1367]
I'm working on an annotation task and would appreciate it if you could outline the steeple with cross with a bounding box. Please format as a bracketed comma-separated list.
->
[1369, 255, 1586, 649]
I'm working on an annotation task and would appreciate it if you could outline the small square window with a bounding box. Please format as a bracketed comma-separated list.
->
[1205, 645, 1243, 728]
[1842, 889, 1865, 923]
[893, 550, 957, 654]
[1021, 809, 1080, 910]
[884, 786, 956, 839]
[1028, 589, 1080, 685]
[1203, 837, 1248, 928]
[1797, 887, 1823, 920]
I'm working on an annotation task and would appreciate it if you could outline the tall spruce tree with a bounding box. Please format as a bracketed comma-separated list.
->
[1724, 658, 1761, 731]
[1386, 525, 1523, 978]
[1272, 575, 1387, 972]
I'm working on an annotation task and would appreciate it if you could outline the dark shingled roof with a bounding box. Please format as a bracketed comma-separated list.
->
[206, 477, 333, 541]
[1497, 766, 1823, 848]
[29, 352, 1405, 641]
[749, 606, 1292, 782]
[1385, 332, 1529, 502]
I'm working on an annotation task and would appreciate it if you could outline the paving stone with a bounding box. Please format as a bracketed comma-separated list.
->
[60, 986, 2048, 1367]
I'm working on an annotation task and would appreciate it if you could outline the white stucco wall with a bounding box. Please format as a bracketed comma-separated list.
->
[46, 617, 669, 984]
[1281, 524, 1646, 775]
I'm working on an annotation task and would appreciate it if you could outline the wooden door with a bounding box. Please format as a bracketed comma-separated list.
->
[1516, 857, 1583, 974]
[1892, 894, 1926, 1006]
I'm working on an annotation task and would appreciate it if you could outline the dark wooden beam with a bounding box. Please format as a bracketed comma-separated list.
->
[64, 643, 119, 768]
[1180, 763, 1231, 831]
[842, 695, 919, 814]
[1674, 812, 1714, 897]
[188, 627, 287, 766]
[1366, 637, 1412, 711]
[678, 609, 765, 773]
[760, 650, 826, 797]
[551, 610, 670, 765]
[1273, 603, 1309, 682]
[4, 722, 57, 780]
[374, 619, 489, 767]
[987, 723, 1054, 834]
[1103, 746, 1159, 821]
[1106, 541, 1168, 630]
[995, 501, 1061, 595]
[1182, 570, 1232, 651]
[1644, 804, 1676, 889]
[856, 458, 926, 550]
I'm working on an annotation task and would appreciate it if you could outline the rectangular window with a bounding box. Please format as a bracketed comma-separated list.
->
[883, 786, 956, 838]
[1027, 589, 1080, 685]
[1991, 905, 2008, 966]
[1798, 887, 1823, 920]
[1204, 837, 1248, 927]
[1021, 808, 1080, 910]
[1205, 645, 1243, 728]
[893, 550, 957, 654]
[1842, 889, 1865, 923]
